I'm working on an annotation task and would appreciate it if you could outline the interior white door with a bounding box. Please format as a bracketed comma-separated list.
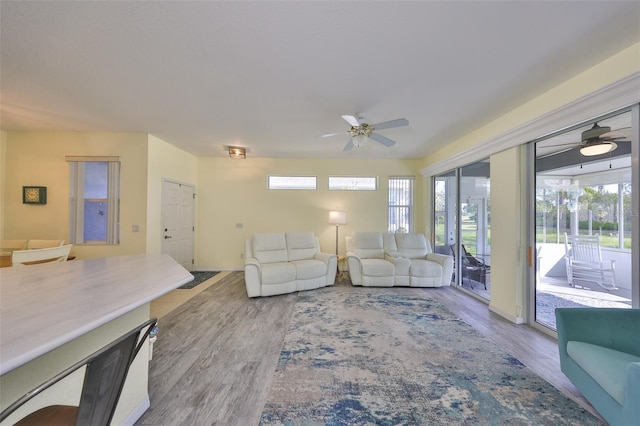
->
[161, 180, 195, 271]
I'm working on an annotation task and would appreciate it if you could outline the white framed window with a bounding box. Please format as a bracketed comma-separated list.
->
[267, 175, 317, 190]
[329, 176, 377, 191]
[67, 156, 120, 245]
[389, 176, 414, 233]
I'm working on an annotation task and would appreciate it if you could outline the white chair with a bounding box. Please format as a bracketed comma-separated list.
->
[12, 244, 73, 266]
[26, 239, 65, 249]
[564, 233, 616, 290]
[0, 239, 28, 256]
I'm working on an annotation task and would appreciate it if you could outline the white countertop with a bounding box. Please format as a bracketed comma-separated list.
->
[0, 254, 193, 375]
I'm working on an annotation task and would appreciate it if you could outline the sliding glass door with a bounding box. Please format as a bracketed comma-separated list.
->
[434, 159, 491, 300]
[533, 109, 634, 330]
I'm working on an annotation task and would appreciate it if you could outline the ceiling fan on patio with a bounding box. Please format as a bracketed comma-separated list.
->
[321, 113, 409, 152]
[542, 123, 632, 158]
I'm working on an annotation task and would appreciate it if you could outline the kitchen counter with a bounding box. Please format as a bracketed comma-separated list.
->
[0, 253, 192, 375]
[0, 254, 193, 425]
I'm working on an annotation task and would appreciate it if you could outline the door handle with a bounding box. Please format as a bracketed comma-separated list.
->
[164, 235, 172, 239]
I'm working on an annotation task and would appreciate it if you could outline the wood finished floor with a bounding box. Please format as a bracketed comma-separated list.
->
[138, 272, 602, 426]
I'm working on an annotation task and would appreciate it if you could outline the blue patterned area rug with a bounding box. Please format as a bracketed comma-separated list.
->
[259, 288, 601, 425]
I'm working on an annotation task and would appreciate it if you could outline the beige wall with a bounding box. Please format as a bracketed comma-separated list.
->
[146, 135, 198, 255]
[196, 157, 423, 269]
[0, 130, 6, 240]
[488, 147, 524, 321]
[3, 132, 149, 259]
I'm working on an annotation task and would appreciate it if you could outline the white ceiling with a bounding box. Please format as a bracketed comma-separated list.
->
[1, 1, 639, 159]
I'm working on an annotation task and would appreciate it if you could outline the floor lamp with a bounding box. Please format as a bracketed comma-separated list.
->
[328, 211, 347, 255]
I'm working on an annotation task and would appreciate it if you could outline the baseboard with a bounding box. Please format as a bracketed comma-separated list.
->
[489, 304, 525, 324]
[121, 395, 150, 426]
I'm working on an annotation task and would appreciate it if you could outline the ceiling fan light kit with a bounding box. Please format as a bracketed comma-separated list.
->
[579, 123, 618, 157]
[580, 142, 617, 156]
[228, 146, 246, 159]
[322, 113, 409, 152]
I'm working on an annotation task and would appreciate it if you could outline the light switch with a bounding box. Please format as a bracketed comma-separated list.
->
[236, 223, 243, 229]
[132, 225, 139, 232]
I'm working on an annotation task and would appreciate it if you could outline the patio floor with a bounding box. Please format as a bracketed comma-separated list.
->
[457, 273, 632, 330]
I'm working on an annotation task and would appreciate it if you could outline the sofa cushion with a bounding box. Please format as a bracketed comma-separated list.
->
[252, 233, 288, 264]
[409, 259, 442, 277]
[291, 259, 326, 280]
[361, 258, 395, 277]
[286, 232, 317, 261]
[353, 232, 385, 259]
[567, 340, 640, 406]
[261, 262, 296, 284]
[395, 233, 431, 258]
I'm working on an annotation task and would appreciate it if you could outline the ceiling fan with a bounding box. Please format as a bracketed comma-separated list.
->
[542, 123, 631, 158]
[321, 113, 409, 152]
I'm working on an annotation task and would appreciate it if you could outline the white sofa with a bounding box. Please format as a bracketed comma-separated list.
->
[346, 232, 454, 287]
[244, 232, 338, 297]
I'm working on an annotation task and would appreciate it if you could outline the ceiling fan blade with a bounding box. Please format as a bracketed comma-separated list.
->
[601, 127, 631, 141]
[372, 118, 409, 131]
[370, 133, 396, 147]
[343, 138, 354, 152]
[321, 131, 347, 138]
[342, 115, 361, 127]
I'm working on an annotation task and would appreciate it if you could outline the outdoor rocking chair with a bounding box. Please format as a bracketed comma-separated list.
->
[564, 233, 617, 291]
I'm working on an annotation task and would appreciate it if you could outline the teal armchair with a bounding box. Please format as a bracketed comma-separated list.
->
[555, 308, 640, 426]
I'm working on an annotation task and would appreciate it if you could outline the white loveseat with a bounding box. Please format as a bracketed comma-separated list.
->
[346, 232, 454, 287]
[244, 232, 337, 297]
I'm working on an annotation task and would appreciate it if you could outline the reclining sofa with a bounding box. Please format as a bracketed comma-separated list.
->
[555, 308, 640, 426]
[346, 232, 453, 287]
[244, 232, 337, 297]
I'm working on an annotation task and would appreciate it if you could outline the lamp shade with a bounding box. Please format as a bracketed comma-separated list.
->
[329, 210, 347, 225]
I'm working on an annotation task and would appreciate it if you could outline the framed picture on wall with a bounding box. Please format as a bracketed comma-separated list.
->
[23, 186, 47, 204]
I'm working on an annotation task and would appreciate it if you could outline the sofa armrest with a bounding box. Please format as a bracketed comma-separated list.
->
[244, 257, 262, 298]
[624, 362, 640, 422]
[555, 308, 640, 358]
[426, 252, 449, 264]
[346, 252, 363, 285]
[426, 253, 454, 286]
[314, 252, 335, 264]
[315, 252, 338, 285]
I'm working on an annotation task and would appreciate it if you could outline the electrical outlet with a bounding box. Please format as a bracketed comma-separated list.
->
[240, 253, 244, 259]
[236, 223, 243, 229]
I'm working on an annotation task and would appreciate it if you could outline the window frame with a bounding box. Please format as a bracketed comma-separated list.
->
[67, 156, 121, 245]
[328, 176, 378, 191]
[267, 175, 317, 190]
[388, 176, 415, 233]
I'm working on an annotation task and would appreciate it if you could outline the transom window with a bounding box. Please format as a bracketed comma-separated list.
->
[329, 176, 377, 191]
[267, 175, 317, 190]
